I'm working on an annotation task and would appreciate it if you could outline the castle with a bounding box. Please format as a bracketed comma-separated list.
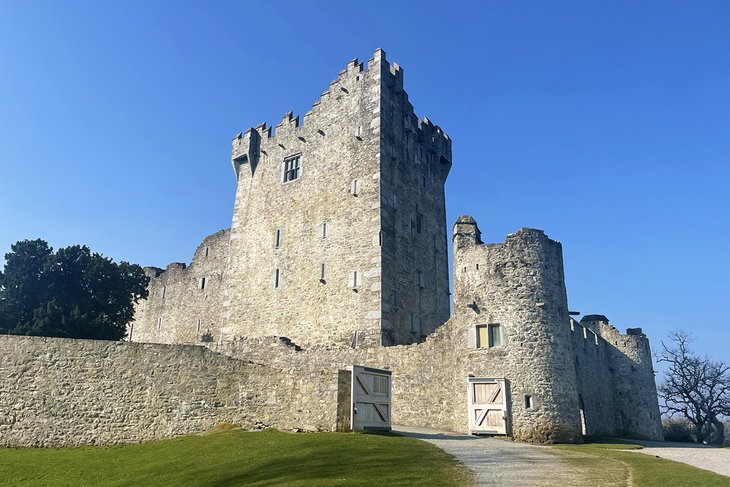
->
[0, 49, 663, 447]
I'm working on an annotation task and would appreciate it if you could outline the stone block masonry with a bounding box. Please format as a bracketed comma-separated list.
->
[4, 50, 664, 447]
[0, 336, 340, 447]
[131, 49, 451, 348]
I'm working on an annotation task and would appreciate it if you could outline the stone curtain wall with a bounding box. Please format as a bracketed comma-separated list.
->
[0, 336, 340, 447]
[130, 229, 230, 344]
[581, 317, 664, 439]
[570, 320, 617, 436]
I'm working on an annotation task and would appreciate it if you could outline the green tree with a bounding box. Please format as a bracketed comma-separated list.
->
[0, 239, 149, 340]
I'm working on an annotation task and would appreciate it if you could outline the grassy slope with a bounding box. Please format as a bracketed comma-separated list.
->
[0, 429, 473, 487]
[554, 440, 729, 487]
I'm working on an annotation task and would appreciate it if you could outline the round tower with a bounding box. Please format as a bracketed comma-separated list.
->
[451, 221, 582, 442]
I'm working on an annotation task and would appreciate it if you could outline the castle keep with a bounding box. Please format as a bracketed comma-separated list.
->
[0, 49, 663, 446]
[131, 49, 450, 348]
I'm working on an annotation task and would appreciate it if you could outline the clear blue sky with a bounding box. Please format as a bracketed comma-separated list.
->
[1, 1, 728, 365]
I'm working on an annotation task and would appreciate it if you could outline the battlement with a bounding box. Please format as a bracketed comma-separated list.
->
[230, 49, 451, 179]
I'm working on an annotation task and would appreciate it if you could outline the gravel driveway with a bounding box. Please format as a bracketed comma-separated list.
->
[629, 439, 730, 477]
[393, 425, 581, 487]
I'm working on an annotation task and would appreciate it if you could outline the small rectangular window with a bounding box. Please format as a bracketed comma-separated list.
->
[196, 319, 202, 333]
[355, 125, 362, 137]
[275, 228, 282, 248]
[417, 270, 425, 288]
[161, 286, 166, 299]
[274, 268, 281, 289]
[349, 270, 360, 289]
[421, 175, 426, 188]
[416, 213, 423, 233]
[199, 277, 206, 290]
[204, 246, 209, 257]
[283, 155, 301, 182]
[157, 317, 162, 330]
[419, 317, 424, 335]
[409, 312, 417, 332]
[322, 222, 328, 239]
[489, 324, 502, 347]
[351, 179, 360, 196]
[524, 395, 533, 409]
[391, 289, 398, 307]
[320, 263, 326, 282]
[410, 219, 416, 236]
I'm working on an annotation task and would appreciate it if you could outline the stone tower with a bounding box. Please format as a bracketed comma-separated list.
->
[220, 48, 451, 347]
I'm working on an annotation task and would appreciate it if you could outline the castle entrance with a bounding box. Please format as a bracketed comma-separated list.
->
[350, 365, 392, 431]
[467, 377, 510, 435]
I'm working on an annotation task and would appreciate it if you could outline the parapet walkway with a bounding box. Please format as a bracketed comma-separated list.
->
[393, 425, 581, 487]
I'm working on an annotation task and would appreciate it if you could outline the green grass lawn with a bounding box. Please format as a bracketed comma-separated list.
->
[554, 439, 729, 487]
[0, 429, 473, 487]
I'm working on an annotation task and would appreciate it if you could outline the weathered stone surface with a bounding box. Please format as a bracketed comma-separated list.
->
[131, 49, 450, 348]
[0, 336, 340, 447]
[0, 50, 663, 448]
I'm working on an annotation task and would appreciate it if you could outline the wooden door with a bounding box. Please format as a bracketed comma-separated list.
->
[351, 365, 391, 431]
[468, 378, 509, 435]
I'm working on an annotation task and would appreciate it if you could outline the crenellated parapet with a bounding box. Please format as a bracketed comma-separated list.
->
[580, 314, 663, 439]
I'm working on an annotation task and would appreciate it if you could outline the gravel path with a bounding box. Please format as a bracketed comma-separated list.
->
[393, 425, 581, 487]
[629, 439, 730, 477]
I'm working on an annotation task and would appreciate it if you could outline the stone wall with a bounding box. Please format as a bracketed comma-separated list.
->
[582, 316, 663, 439]
[0, 335, 339, 447]
[378, 54, 452, 344]
[130, 228, 229, 344]
[570, 319, 616, 436]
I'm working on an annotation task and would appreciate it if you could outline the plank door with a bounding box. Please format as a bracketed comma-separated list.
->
[467, 377, 509, 435]
[351, 365, 392, 431]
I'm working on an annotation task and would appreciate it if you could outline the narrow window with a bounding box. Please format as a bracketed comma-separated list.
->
[283, 155, 301, 182]
[157, 317, 162, 330]
[419, 317, 424, 335]
[274, 268, 281, 289]
[524, 395, 533, 409]
[417, 270, 425, 288]
[204, 246, 209, 258]
[196, 319, 202, 333]
[161, 286, 166, 299]
[378, 231, 382, 246]
[320, 221, 328, 239]
[275, 228, 282, 248]
[421, 175, 426, 188]
[489, 324, 502, 347]
[392, 194, 398, 210]
[416, 213, 423, 233]
[410, 219, 416, 236]
[320, 263, 326, 282]
[199, 277, 206, 290]
[351, 179, 360, 196]
[349, 270, 360, 289]
[355, 125, 362, 138]
[432, 234, 437, 252]
[391, 289, 398, 307]
[476, 263, 479, 270]
[476, 325, 488, 348]
[409, 312, 417, 332]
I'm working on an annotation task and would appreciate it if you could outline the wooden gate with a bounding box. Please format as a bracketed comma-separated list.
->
[467, 377, 510, 435]
[351, 365, 391, 431]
